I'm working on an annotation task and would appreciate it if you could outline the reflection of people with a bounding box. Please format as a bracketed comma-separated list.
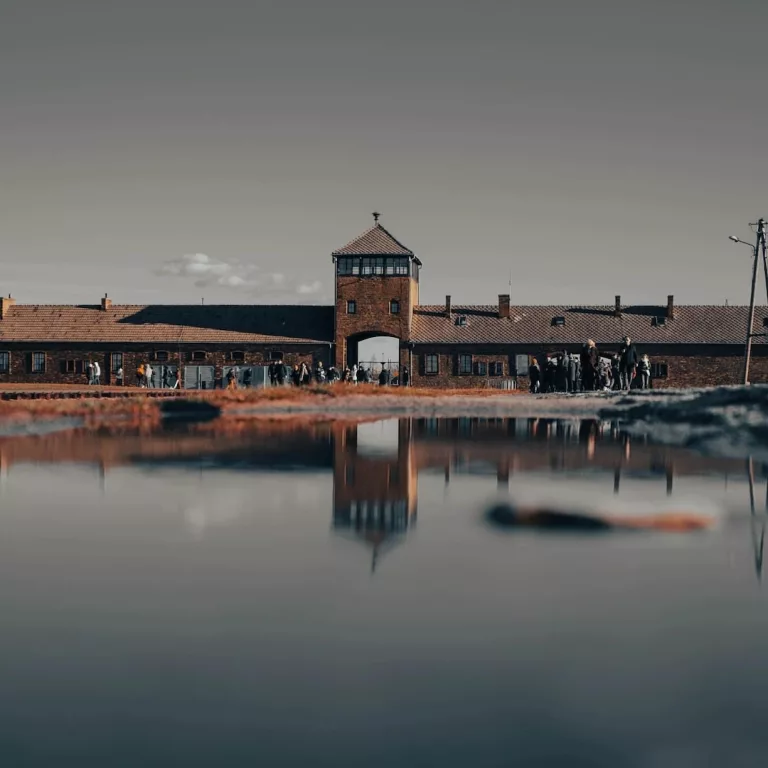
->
[486, 503, 711, 532]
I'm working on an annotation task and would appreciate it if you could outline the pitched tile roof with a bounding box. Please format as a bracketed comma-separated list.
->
[332, 223, 414, 256]
[0, 304, 334, 344]
[411, 304, 768, 346]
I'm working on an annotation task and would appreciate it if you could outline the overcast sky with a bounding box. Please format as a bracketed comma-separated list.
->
[2, 0, 767, 307]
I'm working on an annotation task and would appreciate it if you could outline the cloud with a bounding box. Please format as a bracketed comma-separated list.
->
[157, 253, 323, 302]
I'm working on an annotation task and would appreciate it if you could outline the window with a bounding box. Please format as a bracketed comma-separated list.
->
[652, 316, 667, 327]
[458, 353, 472, 375]
[385, 258, 395, 276]
[228, 350, 245, 362]
[111, 352, 123, 373]
[455, 316, 467, 327]
[269, 350, 284, 361]
[152, 350, 169, 362]
[361, 258, 373, 276]
[374, 257, 384, 275]
[490, 362, 504, 376]
[347, 300, 357, 315]
[62, 360, 84, 374]
[337, 258, 352, 276]
[515, 354, 530, 374]
[425, 354, 439, 375]
[651, 362, 668, 378]
[0, 351, 9, 374]
[473, 361, 488, 376]
[190, 351, 207, 361]
[390, 299, 400, 315]
[552, 316, 566, 327]
[31, 352, 46, 373]
[395, 258, 409, 276]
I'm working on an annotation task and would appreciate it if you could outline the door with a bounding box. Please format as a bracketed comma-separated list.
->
[183, 365, 215, 390]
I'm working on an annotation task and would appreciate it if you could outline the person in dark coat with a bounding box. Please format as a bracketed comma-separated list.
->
[243, 368, 252, 388]
[276, 360, 286, 386]
[619, 336, 638, 390]
[580, 340, 599, 391]
[268, 362, 277, 386]
[528, 360, 541, 393]
[610, 355, 621, 391]
[401, 365, 410, 387]
[555, 354, 568, 392]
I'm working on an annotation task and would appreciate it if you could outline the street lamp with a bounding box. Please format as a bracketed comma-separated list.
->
[730, 219, 768, 385]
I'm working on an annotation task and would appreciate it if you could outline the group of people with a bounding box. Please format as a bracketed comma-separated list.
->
[135, 362, 180, 389]
[266, 360, 409, 387]
[528, 336, 652, 394]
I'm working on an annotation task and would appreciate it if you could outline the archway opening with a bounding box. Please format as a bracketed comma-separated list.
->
[349, 334, 400, 377]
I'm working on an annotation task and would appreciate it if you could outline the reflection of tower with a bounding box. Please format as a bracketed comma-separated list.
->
[332, 419, 418, 572]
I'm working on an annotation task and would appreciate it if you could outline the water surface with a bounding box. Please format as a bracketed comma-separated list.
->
[1, 417, 766, 767]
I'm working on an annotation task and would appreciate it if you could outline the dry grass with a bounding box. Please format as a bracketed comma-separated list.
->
[0, 383, 523, 422]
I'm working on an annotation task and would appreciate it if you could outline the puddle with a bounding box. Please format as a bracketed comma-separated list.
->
[1, 415, 767, 766]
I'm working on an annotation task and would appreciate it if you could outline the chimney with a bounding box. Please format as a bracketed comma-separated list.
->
[614, 295, 621, 318]
[445, 295, 452, 317]
[101, 293, 112, 311]
[0, 294, 16, 319]
[666, 294, 675, 320]
[499, 294, 511, 319]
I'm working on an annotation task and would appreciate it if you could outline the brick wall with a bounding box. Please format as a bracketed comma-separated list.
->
[409, 344, 768, 389]
[334, 275, 416, 368]
[0, 344, 332, 385]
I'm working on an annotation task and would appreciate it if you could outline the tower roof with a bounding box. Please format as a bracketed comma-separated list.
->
[332, 223, 415, 257]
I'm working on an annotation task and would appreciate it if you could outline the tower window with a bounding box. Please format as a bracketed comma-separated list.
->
[395, 258, 409, 276]
[361, 258, 373, 276]
[347, 300, 357, 315]
[390, 300, 400, 315]
[374, 258, 384, 275]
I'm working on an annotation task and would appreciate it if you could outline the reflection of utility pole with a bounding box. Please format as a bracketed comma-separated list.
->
[747, 457, 764, 581]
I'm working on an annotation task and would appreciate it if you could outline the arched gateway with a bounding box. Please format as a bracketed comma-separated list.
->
[332, 213, 421, 374]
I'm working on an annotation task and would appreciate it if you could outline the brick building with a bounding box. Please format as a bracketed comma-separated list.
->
[1, 215, 767, 388]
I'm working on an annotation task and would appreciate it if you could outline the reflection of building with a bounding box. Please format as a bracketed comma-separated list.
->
[2, 417, 767, 577]
[332, 420, 418, 572]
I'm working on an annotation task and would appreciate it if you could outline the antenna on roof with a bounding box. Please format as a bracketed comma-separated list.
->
[372, 211, 381, 224]
[201, 297, 204, 306]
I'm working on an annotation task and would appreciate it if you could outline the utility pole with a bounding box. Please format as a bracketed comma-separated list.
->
[742, 218, 768, 385]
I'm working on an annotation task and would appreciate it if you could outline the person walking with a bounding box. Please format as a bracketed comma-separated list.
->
[173, 368, 181, 389]
[401, 365, 410, 387]
[243, 368, 252, 388]
[580, 340, 599, 391]
[116, 366, 124, 386]
[314, 361, 326, 383]
[145, 362, 154, 389]
[567, 353, 578, 393]
[93, 360, 101, 385]
[226, 367, 237, 390]
[619, 336, 638, 391]
[136, 363, 145, 387]
[277, 360, 286, 386]
[638, 354, 651, 389]
[528, 359, 541, 394]
[611, 355, 621, 391]
[86, 361, 94, 385]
